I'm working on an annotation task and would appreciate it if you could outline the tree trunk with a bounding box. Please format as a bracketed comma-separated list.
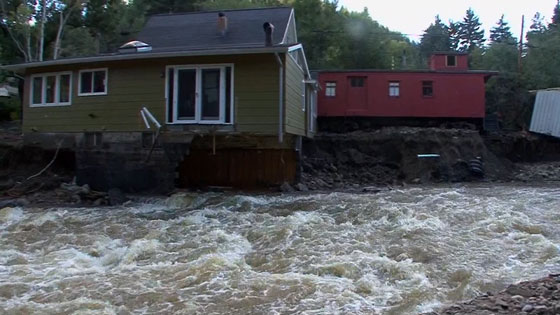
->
[26, 31, 33, 62]
[53, 13, 65, 60]
[39, 0, 47, 61]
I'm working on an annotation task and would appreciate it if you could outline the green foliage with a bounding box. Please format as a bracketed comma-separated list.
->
[457, 8, 485, 52]
[197, 0, 280, 10]
[419, 15, 452, 60]
[551, 1, 560, 27]
[490, 15, 516, 44]
[59, 26, 97, 57]
[0, 97, 20, 121]
[143, 0, 198, 14]
[530, 12, 546, 33]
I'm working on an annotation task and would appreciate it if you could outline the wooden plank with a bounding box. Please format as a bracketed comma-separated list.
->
[178, 148, 297, 188]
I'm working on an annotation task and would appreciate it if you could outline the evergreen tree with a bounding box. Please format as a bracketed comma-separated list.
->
[457, 8, 485, 52]
[490, 14, 515, 43]
[529, 12, 546, 34]
[448, 21, 460, 51]
[551, 0, 560, 27]
[419, 15, 452, 58]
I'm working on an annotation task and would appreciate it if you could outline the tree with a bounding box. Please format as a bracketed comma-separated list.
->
[448, 20, 460, 51]
[0, 0, 37, 62]
[143, 0, 198, 15]
[457, 8, 485, 52]
[52, 0, 86, 59]
[524, 3, 560, 89]
[490, 14, 515, 44]
[551, 0, 560, 27]
[419, 15, 452, 59]
[530, 12, 546, 33]
[197, 0, 280, 10]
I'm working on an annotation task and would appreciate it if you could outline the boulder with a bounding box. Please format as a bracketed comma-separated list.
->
[0, 178, 15, 191]
[280, 182, 295, 193]
[108, 188, 128, 206]
[295, 183, 309, 192]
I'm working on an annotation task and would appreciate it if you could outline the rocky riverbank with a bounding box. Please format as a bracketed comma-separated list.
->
[425, 274, 560, 315]
[298, 127, 560, 191]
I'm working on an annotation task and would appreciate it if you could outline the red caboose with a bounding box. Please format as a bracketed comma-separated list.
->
[317, 53, 496, 128]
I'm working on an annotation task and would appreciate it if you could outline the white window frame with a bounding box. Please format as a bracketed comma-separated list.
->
[301, 80, 306, 111]
[78, 68, 108, 96]
[29, 71, 72, 107]
[325, 82, 336, 97]
[165, 64, 234, 125]
[389, 81, 400, 97]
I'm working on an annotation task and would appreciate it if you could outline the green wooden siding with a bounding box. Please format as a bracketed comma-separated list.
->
[22, 54, 279, 135]
[284, 54, 306, 136]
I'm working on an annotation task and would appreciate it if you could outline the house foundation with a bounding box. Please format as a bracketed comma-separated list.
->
[23, 132, 300, 192]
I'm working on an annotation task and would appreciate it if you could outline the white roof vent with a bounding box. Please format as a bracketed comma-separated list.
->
[118, 40, 152, 53]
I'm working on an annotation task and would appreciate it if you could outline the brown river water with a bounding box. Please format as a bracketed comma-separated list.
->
[1, 184, 559, 314]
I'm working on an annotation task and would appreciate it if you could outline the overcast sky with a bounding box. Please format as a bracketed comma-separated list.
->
[337, 0, 558, 42]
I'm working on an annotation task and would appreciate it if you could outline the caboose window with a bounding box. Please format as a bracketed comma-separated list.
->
[422, 81, 433, 97]
[389, 81, 400, 97]
[446, 55, 457, 67]
[325, 82, 336, 97]
[350, 77, 365, 87]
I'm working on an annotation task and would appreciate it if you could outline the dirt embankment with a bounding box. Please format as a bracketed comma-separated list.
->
[300, 127, 517, 190]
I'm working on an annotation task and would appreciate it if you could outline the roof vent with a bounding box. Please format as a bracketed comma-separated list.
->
[263, 22, 274, 46]
[218, 12, 228, 36]
[118, 40, 152, 53]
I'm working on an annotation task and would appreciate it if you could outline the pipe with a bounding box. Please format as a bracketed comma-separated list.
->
[275, 53, 284, 143]
[142, 107, 161, 128]
[140, 109, 150, 129]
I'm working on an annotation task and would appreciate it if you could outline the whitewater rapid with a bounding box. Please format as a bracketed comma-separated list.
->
[1, 184, 559, 314]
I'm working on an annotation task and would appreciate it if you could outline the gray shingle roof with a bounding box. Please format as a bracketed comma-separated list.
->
[137, 7, 294, 52]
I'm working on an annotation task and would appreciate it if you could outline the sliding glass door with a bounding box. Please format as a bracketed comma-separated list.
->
[171, 65, 232, 124]
[177, 69, 196, 121]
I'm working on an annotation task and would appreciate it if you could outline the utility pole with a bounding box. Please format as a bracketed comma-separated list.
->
[518, 15, 525, 73]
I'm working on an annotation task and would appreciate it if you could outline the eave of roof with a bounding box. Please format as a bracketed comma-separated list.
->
[431, 51, 469, 56]
[313, 69, 498, 75]
[1, 45, 295, 72]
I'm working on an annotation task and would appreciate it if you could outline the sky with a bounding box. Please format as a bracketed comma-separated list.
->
[337, 0, 559, 42]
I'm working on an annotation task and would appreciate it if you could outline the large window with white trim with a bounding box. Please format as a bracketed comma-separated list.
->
[30, 72, 72, 107]
[79, 68, 107, 96]
[166, 64, 234, 124]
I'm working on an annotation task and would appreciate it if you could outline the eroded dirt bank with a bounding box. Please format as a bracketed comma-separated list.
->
[300, 127, 560, 191]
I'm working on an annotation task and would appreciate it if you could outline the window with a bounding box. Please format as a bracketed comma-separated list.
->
[30, 72, 72, 107]
[422, 81, 433, 97]
[167, 64, 234, 124]
[389, 81, 400, 97]
[446, 55, 457, 67]
[350, 77, 365, 87]
[325, 82, 336, 97]
[79, 68, 107, 96]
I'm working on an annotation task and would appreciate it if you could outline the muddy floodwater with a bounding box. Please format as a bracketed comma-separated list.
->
[1, 184, 559, 314]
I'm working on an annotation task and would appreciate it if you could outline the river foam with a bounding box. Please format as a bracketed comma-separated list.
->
[1, 184, 559, 314]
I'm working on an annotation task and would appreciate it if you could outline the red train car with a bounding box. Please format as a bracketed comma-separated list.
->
[317, 53, 496, 129]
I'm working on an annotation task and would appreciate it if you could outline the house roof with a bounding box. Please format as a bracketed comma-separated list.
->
[314, 69, 498, 76]
[2, 7, 297, 72]
[431, 52, 469, 56]
[138, 7, 295, 52]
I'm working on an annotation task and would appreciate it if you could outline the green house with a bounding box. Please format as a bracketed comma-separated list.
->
[4, 7, 317, 191]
